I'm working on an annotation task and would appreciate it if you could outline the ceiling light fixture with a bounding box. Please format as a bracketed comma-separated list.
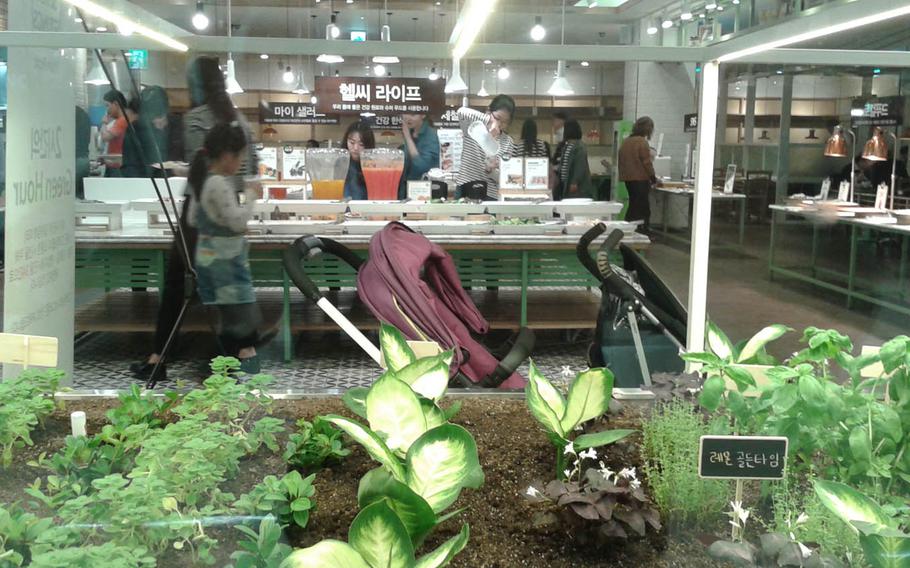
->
[95, 25, 108, 32]
[373, 11, 400, 64]
[444, 57, 468, 93]
[548, 60, 574, 96]
[292, 77, 310, 95]
[283, 65, 295, 83]
[706, 2, 717, 9]
[717, 5, 724, 11]
[428, 65, 439, 81]
[84, 60, 108, 85]
[118, 21, 134, 35]
[732, 0, 740, 4]
[497, 62, 510, 80]
[483, 59, 492, 65]
[719, 4, 910, 62]
[192, 1, 209, 30]
[450, 0, 498, 60]
[530, 16, 546, 41]
[681, 11, 693, 21]
[61, 0, 188, 51]
[327, 14, 341, 39]
[317, 54, 345, 63]
[646, 19, 659, 35]
[260, 53, 269, 60]
[580, 60, 590, 67]
[310, 95, 318, 105]
[373, 63, 386, 77]
[477, 79, 489, 97]
[662, 18, 673, 28]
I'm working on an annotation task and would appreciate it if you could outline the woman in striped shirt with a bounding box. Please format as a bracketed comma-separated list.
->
[513, 118, 551, 160]
[456, 94, 516, 200]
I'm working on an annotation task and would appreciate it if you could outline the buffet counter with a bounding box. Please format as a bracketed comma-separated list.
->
[76, 199, 647, 360]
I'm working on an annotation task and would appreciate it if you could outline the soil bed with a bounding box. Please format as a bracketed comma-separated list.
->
[2, 397, 726, 567]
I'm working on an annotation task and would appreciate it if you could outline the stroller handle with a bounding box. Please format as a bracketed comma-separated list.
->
[283, 235, 364, 302]
[576, 223, 623, 281]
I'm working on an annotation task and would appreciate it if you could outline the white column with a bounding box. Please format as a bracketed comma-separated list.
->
[686, 60, 719, 357]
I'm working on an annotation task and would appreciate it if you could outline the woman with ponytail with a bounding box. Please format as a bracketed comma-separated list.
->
[187, 122, 263, 373]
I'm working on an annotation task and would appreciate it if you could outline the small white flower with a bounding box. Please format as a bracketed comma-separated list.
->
[796, 512, 809, 525]
[798, 542, 812, 559]
[560, 365, 574, 378]
[564, 442, 576, 456]
[525, 486, 542, 498]
[729, 501, 750, 526]
[578, 448, 598, 461]
[630, 478, 641, 490]
[573, 425, 584, 432]
[597, 461, 615, 483]
[563, 469, 572, 479]
[618, 467, 637, 480]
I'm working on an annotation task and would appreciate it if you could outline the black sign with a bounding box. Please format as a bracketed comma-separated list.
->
[684, 113, 698, 133]
[259, 101, 340, 125]
[315, 77, 446, 116]
[698, 436, 788, 480]
[850, 96, 904, 128]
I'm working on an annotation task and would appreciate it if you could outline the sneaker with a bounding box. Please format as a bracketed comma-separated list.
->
[130, 360, 166, 381]
[239, 355, 261, 375]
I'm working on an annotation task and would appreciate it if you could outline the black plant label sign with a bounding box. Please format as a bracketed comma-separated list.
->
[698, 436, 788, 480]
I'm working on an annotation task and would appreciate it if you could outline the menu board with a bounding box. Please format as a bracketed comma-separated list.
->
[850, 96, 904, 128]
[260, 102, 339, 125]
[498, 157, 550, 190]
[315, 77, 445, 116]
[525, 158, 549, 190]
[255, 144, 279, 180]
[281, 145, 307, 180]
[438, 129, 463, 173]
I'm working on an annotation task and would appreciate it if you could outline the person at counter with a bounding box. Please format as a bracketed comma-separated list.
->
[558, 119, 595, 199]
[456, 94, 516, 200]
[619, 116, 659, 233]
[100, 89, 128, 176]
[188, 123, 264, 374]
[398, 113, 440, 199]
[551, 111, 569, 199]
[342, 121, 376, 200]
[119, 98, 156, 178]
[514, 119, 550, 159]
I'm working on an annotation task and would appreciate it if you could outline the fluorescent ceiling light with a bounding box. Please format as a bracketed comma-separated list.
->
[317, 54, 345, 63]
[717, 4, 910, 62]
[225, 58, 243, 94]
[449, 0, 498, 60]
[61, 0, 188, 52]
[706, 2, 717, 9]
[444, 58, 468, 93]
[646, 24, 658, 35]
[373, 55, 400, 64]
[547, 60, 574, 96]
[662, 19, 673, 29]
[681, 12, 693, 21]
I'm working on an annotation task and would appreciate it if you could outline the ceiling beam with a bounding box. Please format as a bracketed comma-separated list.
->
[733, 48, 910, 68]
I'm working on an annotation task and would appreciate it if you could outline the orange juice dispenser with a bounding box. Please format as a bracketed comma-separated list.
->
[361, 148, 405, 201]
[305, 148, 349, 200]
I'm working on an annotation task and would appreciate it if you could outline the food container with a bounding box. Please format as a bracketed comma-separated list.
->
[253, 199, 347, 220]
[246, 219, 342, 235]
[564, 220, 638, 235]
[422, 202, 488, 218]
[361, 148, 405, 201]
[467, 121, 500, 157]
[305, 148, 350, 200]
[893, 209, 910, 225]
[547, 200, 623, 220]
[347, 200, 423, 217]
[490, 220, 563, 235]
[402, 220, 492, 235]
[485, 201, 554, 219]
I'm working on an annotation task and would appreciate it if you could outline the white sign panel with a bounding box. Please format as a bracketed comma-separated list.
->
[281, 145, 307, 180]
[438, 129, 463, 174]
[525, 158, 550, 190]
[5, 0, 77, 379]
[499, 156, 524, 190]
[407, 181, 432, 201]
[256, 145, 279, 180]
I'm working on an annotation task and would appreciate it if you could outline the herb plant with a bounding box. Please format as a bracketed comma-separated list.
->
[233, 471, 316, 530]
[283, 418, 350, 472]
[640, 399, 731, 530]
[0, 503, 53, 566]
[0, 369, 62, 466]
[27, 542, 156, 568]
[525, 363, 634, 479]
[230, 516, 292, 568]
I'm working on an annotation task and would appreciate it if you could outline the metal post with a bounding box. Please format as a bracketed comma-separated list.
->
[890, 131, 898, 210]
[776, 73, 793, 204]
[686, 60, 720, 358]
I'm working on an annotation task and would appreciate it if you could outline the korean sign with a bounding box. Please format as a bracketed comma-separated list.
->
[363, 107, 460, 131]
[315, 77, 445, 116]
[260, 102, 340, 125]
[850, 96, 904, 128]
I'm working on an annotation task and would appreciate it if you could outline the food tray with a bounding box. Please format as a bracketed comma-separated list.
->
[246, 220, 342, 235]
[401, 220, 492, 235]
[254, 200, 347, 218]
[490, 221, 563, 235]
[347, 201, 424, 216]
[485, 201, 554, 219]
[547, 200, 623, 218]
[420, 202, 488, 217]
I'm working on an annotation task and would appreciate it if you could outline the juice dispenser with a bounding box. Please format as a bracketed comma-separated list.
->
[305, 148, 350, 200]
[361, 148, 405, 201]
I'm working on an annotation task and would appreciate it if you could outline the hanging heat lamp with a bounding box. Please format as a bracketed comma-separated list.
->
[862, 126, 889, 161]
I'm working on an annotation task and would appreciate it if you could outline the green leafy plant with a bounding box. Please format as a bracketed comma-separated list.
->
[27, 542, 156, 568]
[526, 466, 661, 544]
[0, 369, 63, 466]
[525, 362, 634, 479]
[640, 399, 732, 529]
[105, 384, 177, 432]
[281, 501, 470, 568]
[173, 358, 277, 428]
[229, 515, 292, 568]
[0, 503, 53, 567]
[233, 471, 316, 530]
[813, 480, 910, 568]
[283, 417, 350, 472]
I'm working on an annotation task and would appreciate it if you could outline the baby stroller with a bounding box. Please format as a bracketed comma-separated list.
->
[282, 221, 535, 389]
[576, 224, 686, 389]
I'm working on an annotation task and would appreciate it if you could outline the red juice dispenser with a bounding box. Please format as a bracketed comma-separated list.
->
[361, 148, 404, 201]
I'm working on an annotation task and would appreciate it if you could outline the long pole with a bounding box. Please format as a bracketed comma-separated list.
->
[686, 60, 720, 359]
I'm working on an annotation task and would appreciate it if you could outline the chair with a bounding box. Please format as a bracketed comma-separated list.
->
[743, 177, 775, 223]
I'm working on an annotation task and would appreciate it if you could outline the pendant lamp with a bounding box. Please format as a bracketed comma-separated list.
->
[225, 58, 243, 94]
[373, 4, 399, 64]
[862, 127, 888, 161]
[84, 60, 108, 85]
[824, 126, 850, 157]
[444, 57, 468, 93]
[547, 1, 574, 97]
[477, 79, 489, 97]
